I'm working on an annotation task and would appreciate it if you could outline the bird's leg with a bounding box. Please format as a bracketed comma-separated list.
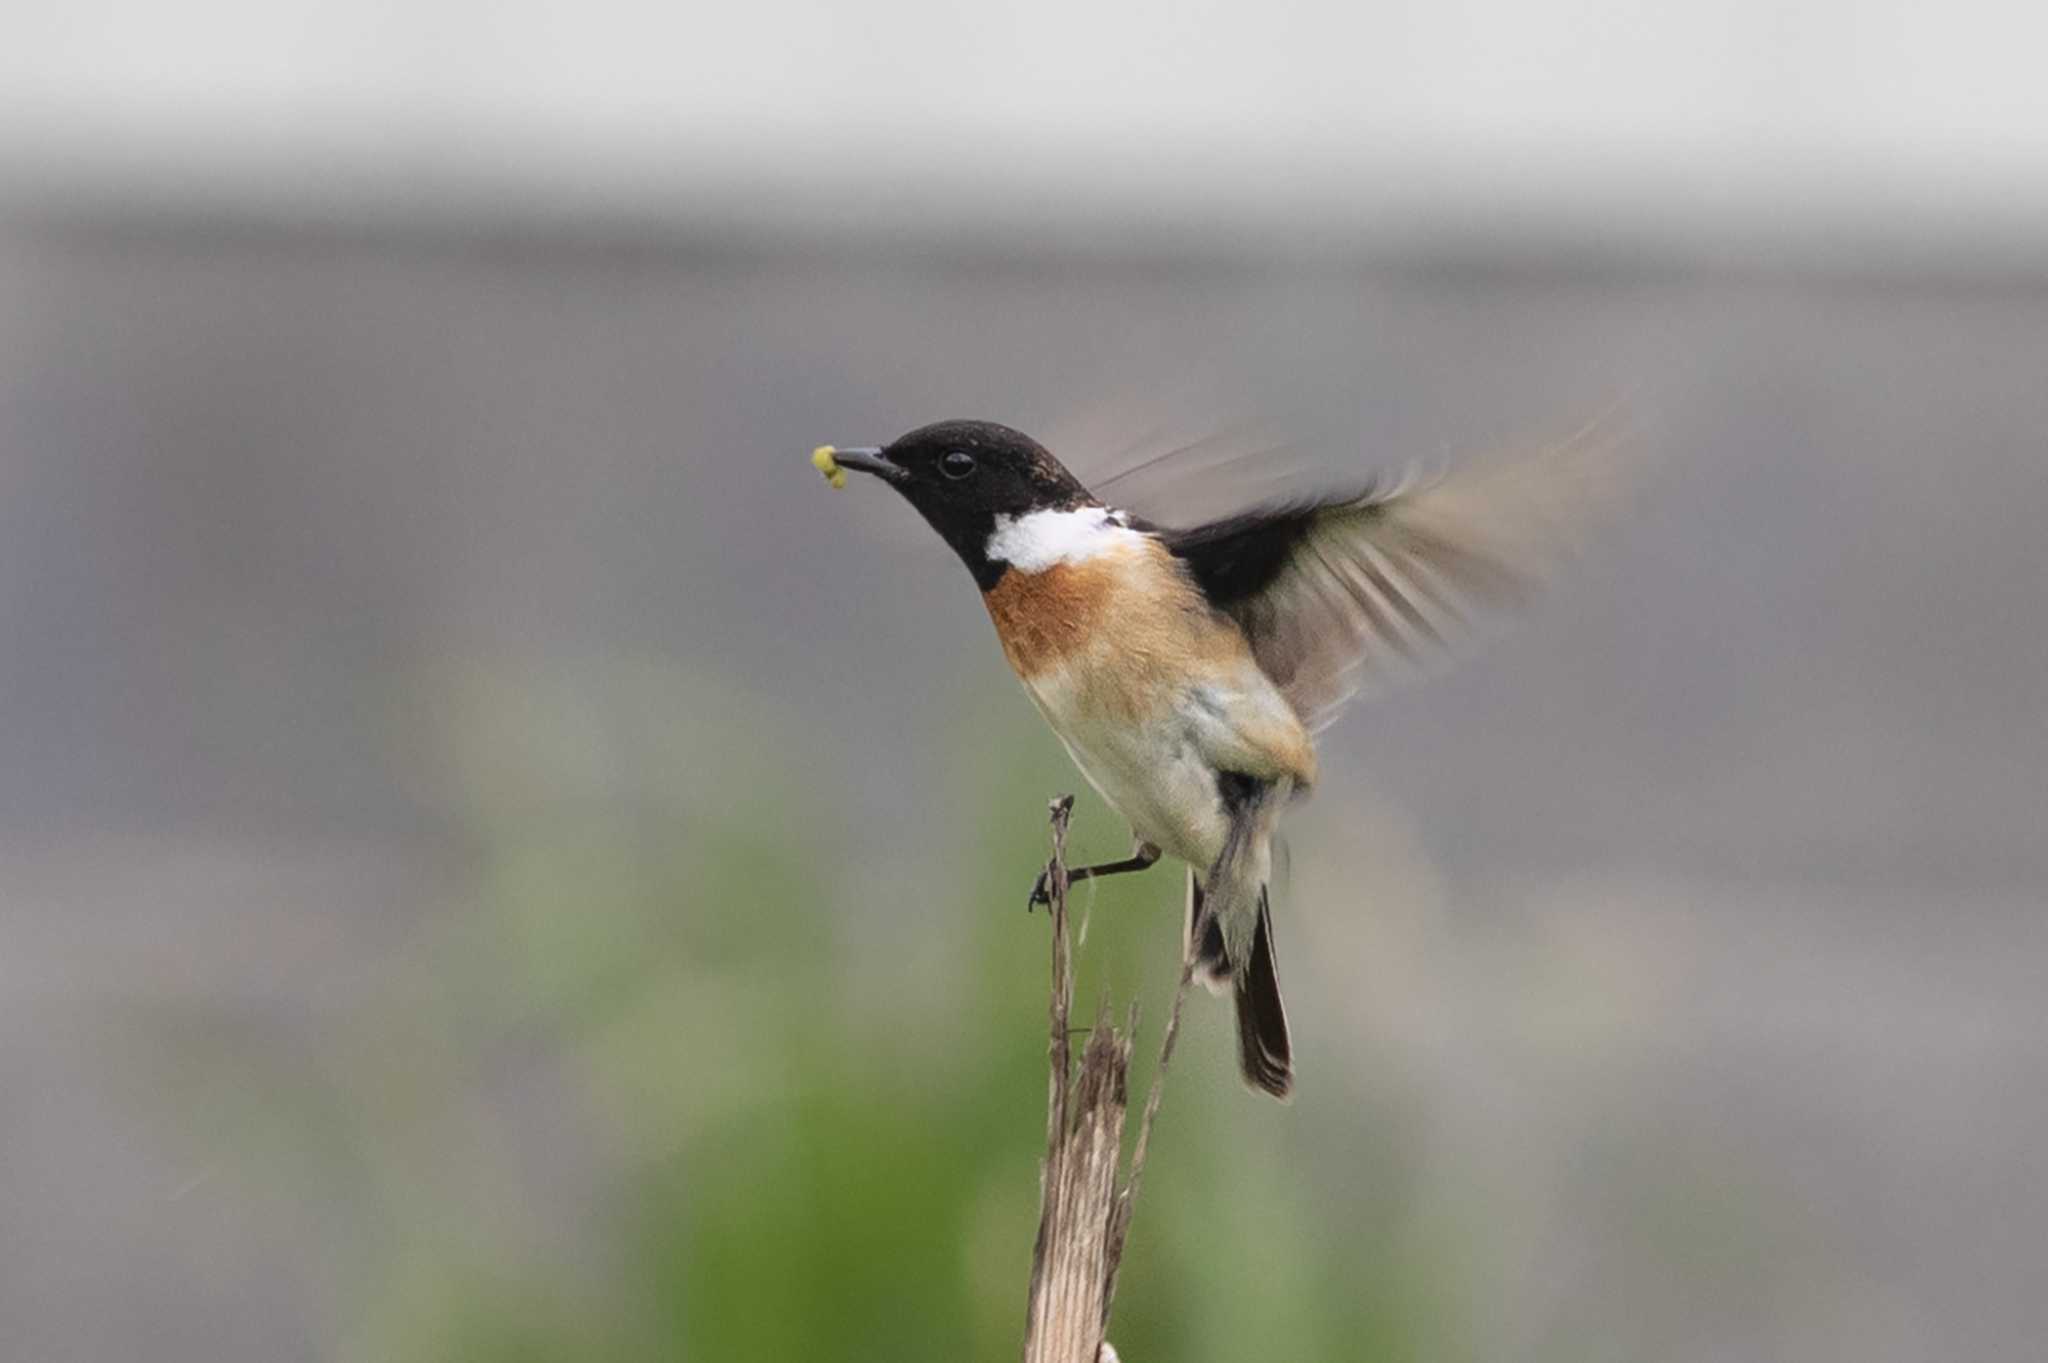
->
[1028, 840, 1162, 911]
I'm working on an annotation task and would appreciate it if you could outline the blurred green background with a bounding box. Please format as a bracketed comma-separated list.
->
[127, 656, 1470, 1362]
[107, 655, 1467, 1363]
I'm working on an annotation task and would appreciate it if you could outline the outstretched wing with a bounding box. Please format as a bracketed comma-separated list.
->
[1159, 420, 1633, 731]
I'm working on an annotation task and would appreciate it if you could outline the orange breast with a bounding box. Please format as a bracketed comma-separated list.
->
[982, 542, 1318, 787]
[981, 542, 1240, 698]
[981, 556, 1125, 678]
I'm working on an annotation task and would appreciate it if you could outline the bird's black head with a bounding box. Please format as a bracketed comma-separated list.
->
[827, 419, 1094, 587]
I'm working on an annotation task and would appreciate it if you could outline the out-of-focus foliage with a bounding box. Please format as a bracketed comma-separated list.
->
[142, 661, 1466, 1362]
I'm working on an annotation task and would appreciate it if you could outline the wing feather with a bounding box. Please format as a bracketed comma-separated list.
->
[1161, 418, 1634, 730]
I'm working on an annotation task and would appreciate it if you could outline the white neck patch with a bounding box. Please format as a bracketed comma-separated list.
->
[985, 506, 1138, 573]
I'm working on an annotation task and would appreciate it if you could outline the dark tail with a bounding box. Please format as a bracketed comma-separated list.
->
[1189, 877, 1295, 1101]
[1235, 893, 1294, 1100]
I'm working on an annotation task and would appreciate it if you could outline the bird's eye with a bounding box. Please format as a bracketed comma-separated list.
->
[940, 450, 977, 480]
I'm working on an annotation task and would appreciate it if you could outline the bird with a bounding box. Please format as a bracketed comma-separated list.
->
[814, 417, 1622, 1099]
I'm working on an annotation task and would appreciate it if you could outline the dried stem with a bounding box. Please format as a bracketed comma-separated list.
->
[1022, 796, 1201, 1363]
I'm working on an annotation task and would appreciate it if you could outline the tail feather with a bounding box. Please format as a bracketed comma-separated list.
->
[1234, 894, 1294, 1100]
[1186, 772, 1297, 1100]
[1188, 873, 1296, 1101]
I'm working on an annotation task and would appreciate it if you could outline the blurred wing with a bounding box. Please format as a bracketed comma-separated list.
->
[1161, 417, 1634, 731]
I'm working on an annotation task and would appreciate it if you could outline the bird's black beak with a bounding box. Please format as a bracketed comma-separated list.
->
[825, 446, 908, 484]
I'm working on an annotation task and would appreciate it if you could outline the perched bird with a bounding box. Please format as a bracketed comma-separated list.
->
[816, 418, 1620, 1099]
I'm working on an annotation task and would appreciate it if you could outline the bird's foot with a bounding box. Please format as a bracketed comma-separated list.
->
[1026, 863, 1060, 912]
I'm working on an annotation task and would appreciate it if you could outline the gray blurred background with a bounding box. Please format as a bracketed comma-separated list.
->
[2, 4, 2046, 1360]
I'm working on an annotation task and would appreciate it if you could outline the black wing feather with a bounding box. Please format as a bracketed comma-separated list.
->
[1162, 497, 1350, 608]
[1154, 427, 1628, 730]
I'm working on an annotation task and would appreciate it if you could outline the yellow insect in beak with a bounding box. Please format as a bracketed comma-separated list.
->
[811, 445, 847, 490]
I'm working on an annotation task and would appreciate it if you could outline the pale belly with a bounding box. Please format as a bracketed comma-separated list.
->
[1019, 661, 1300, 871]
